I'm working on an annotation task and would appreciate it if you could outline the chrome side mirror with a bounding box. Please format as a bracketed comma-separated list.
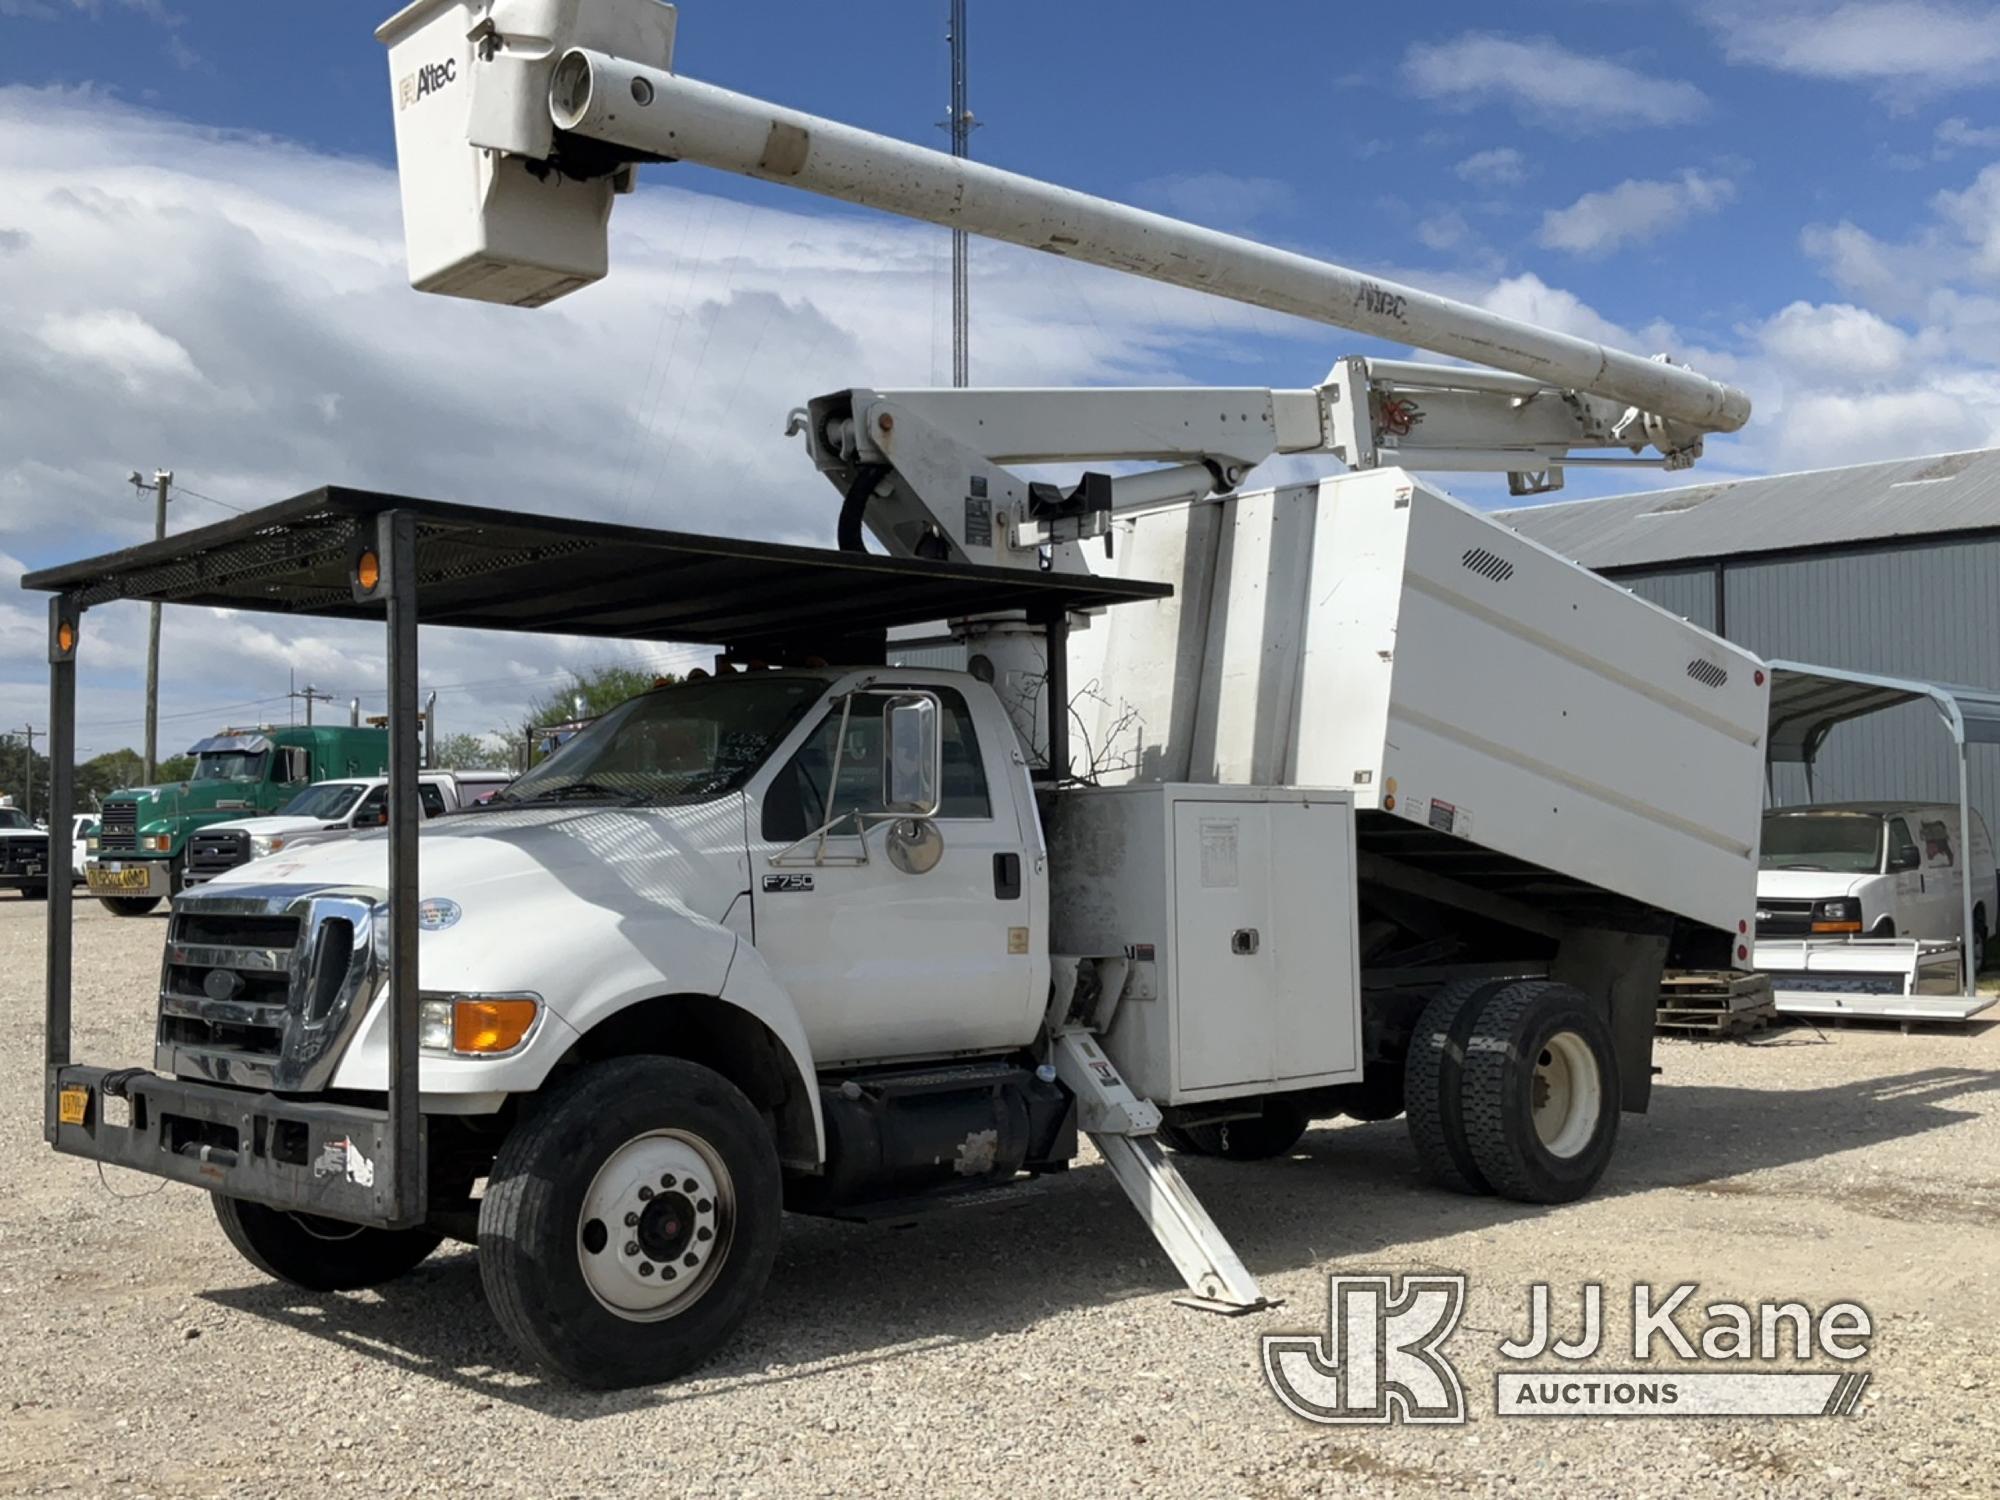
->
[882, 694, 941, 815]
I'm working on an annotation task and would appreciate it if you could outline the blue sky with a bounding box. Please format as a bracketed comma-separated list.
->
[4, 0, 2000, 755]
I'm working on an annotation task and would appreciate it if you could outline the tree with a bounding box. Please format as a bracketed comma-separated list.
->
[522, 665, 676, 738]
[433, 732, 512, 771]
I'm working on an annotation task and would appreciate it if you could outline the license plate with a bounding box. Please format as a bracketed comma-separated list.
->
[87, 865, 151, 892]
[58, 1086, 88, 1126]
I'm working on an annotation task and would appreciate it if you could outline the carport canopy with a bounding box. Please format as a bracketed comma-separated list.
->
[1764, 659, 2000, 998]
[1766, 661, 2000, 765]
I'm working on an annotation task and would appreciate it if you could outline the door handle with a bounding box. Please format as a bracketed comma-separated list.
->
[993, 851, 1022, 900]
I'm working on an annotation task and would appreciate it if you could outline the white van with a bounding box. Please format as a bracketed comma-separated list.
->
[1757, 802, 1997, 954]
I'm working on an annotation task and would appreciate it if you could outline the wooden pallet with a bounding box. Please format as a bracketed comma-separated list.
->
[1655, 969, 1777, 1038]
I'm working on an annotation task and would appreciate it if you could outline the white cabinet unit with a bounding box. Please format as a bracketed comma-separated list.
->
[1048, 784, 1362, 1104]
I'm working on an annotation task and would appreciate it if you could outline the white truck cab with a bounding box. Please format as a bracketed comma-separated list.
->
[184, 772, 483, 886]
[1757, 803, 1997, 951]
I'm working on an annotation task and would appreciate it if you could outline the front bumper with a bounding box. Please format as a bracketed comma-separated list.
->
[48, 1064, 421, 1227]
[86, 859, 173, 900]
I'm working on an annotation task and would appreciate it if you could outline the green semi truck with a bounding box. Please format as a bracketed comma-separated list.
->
[87, 725, 390, 915]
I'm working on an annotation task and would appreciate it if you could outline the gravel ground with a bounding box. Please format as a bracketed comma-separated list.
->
[3, 892, 1997, 1498]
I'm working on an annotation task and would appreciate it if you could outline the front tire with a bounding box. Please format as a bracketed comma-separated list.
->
[479, 1056, 781, 1389]
[1458, 980, 1619, 1204]
[101, 894, 162, 917]
[214, 1196, 442, 1291]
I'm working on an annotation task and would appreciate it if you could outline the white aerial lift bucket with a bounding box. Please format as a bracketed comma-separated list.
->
[376, 0, 676, 306]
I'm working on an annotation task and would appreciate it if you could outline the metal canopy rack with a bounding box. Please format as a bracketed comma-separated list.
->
[1766, 659, 2000, 1000]
[24, 488, 1171, 1225]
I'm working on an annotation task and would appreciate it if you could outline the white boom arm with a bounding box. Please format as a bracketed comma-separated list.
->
[379, 0, 1752, 472]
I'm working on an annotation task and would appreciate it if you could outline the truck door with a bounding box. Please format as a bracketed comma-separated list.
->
[1885, 816, 1925, 934]
[1918, 816, 1962, 941]
[748, 686, 1034, 1066]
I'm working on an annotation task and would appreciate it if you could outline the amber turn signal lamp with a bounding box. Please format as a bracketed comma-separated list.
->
[452, 997, 538, 1054]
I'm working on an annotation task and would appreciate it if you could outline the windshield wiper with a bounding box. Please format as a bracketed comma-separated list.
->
[496, 780, 647, 807]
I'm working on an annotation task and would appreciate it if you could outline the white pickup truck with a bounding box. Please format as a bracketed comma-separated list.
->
[182, 771, 511, 886]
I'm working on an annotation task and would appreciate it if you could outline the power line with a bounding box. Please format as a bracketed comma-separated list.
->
[168, 481, 248, 515]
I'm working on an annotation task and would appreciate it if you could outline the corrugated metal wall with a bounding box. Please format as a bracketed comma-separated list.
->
[1618, 538, 2000, 832]
[1622, 569, 1718, 632]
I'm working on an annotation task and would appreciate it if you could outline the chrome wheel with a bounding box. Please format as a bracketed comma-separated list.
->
[577, 1129, 735, 1322]
[1531, 1030, 1602, 1160]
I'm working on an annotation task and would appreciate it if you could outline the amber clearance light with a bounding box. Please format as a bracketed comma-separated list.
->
[354, 549, 381, 593]
[452, 997, 539, 1055]
[56, 620, 76, 654]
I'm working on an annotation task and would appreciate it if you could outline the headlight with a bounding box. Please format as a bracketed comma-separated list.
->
[248, 834, 287, 858]
[143, 834, 172, 852]
[419, 994, 541, 1057]
[1812, 897, 1863, 932]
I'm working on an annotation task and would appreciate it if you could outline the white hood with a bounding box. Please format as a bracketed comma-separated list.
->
[205, 799, 751, 931]
[206, 814, 334, 840]
[1756, 868, 1873, 901]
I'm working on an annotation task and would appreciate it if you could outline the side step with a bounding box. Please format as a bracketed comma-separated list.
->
[1050, 1030, 1272, 1315]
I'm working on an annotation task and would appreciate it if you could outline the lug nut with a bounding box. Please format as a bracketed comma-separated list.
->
[696, 1198, 713, 1214]
[624, 1241, 640, 1256]
[683, 1253, 699, 1268]
[638, 1262, 654, 1277]
[664, 1266, 678, 1280]
[682, 1177, 699, 1192]
[624, 1212, 639, 1227]
[696, 1227, 713, 1242]
[638, 1185, 654, 1200]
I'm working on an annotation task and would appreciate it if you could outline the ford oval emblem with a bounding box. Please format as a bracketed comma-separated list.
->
[202, 969, 243, 1002]
[416, 897, 461, 931]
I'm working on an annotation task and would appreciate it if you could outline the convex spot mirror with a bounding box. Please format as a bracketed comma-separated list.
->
[882, 693, 941, 816]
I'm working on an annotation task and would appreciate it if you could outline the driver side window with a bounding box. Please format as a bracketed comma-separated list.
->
[761, 687, 990, 843]
[354, 787, 389, 827]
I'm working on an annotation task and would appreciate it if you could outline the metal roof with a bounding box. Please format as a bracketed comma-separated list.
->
[20, 487, 1171, 654]
[1766, 660, 2000, 764]
[1495, 447, 2000, 571]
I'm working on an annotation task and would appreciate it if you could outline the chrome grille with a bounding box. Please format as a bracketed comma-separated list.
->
[1754, 898, 1815, 937]
[0, 836, 48, 878]
[156, 888, 381, 1092]
[183, 829, 251, 886]
[100, 801, 137, 852]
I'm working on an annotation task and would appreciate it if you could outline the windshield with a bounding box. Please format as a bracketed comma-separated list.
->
[484, 675, 829, 809]
[1760, 813, 1884, 874]
[278, 783, 367, 820]
[0, 809, 28, 830]
[193, 750, 268, 783]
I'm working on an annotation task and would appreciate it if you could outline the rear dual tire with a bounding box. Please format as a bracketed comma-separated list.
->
[1404, 978, 1619, 1204]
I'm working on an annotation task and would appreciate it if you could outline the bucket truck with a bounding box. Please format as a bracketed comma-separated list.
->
[30, 0, 1769, 1389]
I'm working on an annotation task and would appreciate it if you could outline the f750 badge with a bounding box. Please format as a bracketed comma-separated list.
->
[762, 874, 814, 894]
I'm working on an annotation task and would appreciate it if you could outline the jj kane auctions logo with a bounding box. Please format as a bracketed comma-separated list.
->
[1264, 1275, 1873, 1423]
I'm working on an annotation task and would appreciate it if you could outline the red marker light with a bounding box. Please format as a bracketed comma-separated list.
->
[1737, 944, 1749, 961]
[1738, 919, 1748, 934]
[1754, 669, 1766, 687]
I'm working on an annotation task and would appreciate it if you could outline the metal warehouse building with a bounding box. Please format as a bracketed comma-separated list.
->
[1497, 447, 2000, 835]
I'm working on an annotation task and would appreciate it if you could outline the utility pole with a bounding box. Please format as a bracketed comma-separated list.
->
[946, 0, 972, 388]
[14, 725, 37, 822]
[128, 469, 171, 781]
[289, 682, 335, 726]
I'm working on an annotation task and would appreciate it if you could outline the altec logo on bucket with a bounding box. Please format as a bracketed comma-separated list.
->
[1263, 1275, 1874, 1424]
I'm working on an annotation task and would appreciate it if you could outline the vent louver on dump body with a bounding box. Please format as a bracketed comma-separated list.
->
[1687, 658, 1729, 689]
[1460, 546, 1515, 582]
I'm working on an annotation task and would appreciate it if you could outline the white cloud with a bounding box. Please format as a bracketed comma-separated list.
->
[1936, 116, 2000, 153]
[1705, 2, 2000, 99]
[0, 85, 1323, 755]
[1455, 148, 1528, 187]
[1403, 35, 1708, 128]
[1538, 171, 1736, 256]
[1757, 300, 1912, 377]
[36, 308, 203, 391]
[1416, 211, 1472, 252]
